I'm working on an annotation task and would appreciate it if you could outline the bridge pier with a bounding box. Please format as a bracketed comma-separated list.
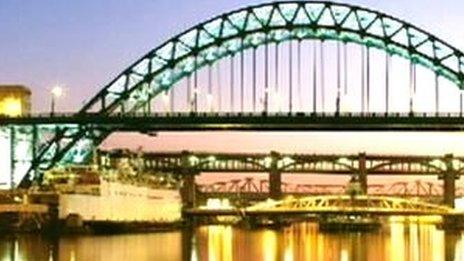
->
[269, 170, 282, 200]
[442, 154, 459, 208]
[180, 151, 198, 213]
[181, 174, 196, 210]
[269, 151, 282, 200]
[358, 153, 368, 194]
[441, 215, 464, 231]
[444, 231, 460, 261]
[443, 171, 456, 208]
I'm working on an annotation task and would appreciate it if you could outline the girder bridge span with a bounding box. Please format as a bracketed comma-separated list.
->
[99, 150, 464, 208]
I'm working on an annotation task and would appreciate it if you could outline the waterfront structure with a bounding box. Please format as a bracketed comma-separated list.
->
[0, 85, 31, 117]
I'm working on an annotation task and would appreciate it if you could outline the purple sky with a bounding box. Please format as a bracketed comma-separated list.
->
[1, 0, 464, 112]
[3, 0, 464, 182]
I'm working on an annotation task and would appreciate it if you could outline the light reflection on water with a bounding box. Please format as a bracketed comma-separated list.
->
[0, 221, 463, 261]
[190, 221, 463, 261]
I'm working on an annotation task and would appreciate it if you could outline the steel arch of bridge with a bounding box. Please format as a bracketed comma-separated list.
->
[18, 1, 464, 185]
[84, 1, 464, 116]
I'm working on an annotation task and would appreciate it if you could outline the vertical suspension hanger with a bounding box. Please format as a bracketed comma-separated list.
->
[252, 47, 257, 112]
[409, 60, 415, 115]
[320, 40, 325, 112]
[435, 72, 439, 116]
[170, 85, 174, 113]
[164, 89, 170, 113]
[187, 75, 191, 112]
[216, 60, 222, 112]
[313, 41, 318, 114]
[297, 39, 302, 112]
[240, 39, 245, 112]
[413, 61, 417, 94]
[344, 42, 348, 95]
[193, 56, 198, 113]
[289, 40, 293, 113]
[207, 63, 213, 112]
[385, 52, 390, 115]
[413, 62, 416, 113]
[366, 46, 370, 114]
[275, 42, 280, 111]
[264, 41, 269, 113]
[230, 54, 235, 112]
[460, 89, 463, 117]
[361, 45, 365, 114]
[336, 41, 341, 115]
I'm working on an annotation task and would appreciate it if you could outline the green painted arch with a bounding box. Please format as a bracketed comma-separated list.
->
[81, 0, 464, 115]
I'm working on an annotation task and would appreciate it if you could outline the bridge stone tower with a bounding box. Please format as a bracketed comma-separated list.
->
[358, 153, 368, 194]
[443, 154, 458, 208]
[269, 151, 282, 200]
[180, 151, 198, 211]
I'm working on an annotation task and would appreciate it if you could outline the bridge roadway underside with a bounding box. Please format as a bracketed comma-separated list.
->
[5, 113, 464, 131]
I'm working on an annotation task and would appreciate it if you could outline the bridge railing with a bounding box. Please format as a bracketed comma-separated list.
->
[2, 111, 464, 119]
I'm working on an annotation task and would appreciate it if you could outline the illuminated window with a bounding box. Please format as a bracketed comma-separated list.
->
[0, 98, 22, 117]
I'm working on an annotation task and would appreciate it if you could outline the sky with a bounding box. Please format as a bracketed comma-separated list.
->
[2, 0, 464, 182]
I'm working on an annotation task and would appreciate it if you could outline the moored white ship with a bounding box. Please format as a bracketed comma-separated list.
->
[43, 164, 183, 233]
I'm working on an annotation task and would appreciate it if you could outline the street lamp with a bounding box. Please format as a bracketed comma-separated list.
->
[50, 86, 63, 115]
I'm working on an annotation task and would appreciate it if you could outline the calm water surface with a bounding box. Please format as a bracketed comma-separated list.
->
[1, 221, 463, 261]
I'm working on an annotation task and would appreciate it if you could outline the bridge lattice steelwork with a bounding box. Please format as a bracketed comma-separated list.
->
[186, 195, 461, 217]
[246, 195, 456, 216]
[197, 178, 464, 197]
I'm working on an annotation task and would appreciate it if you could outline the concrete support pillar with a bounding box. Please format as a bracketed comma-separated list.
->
[180, 151, 197, 210]
[444, 231, 460, 260]
[269, 169, 282, 200]
[269, 151, 282, 200]
[181, 174, 196, 209]
[358, 153, 368, 194]
[443, 154, 456, 208]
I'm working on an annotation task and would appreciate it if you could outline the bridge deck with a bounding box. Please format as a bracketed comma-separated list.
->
[3, 112, 464, 131]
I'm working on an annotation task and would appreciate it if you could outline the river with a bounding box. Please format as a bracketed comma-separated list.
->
[1, 221, 463, 261]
